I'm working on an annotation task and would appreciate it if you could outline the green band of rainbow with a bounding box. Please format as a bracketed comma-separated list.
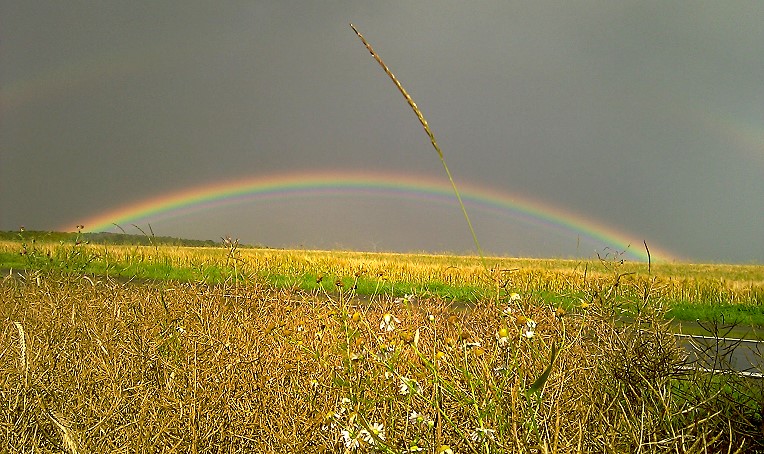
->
[68, 170, 678, 261]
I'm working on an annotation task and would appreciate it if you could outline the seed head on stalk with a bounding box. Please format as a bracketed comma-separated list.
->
[350, 24, 486, 266]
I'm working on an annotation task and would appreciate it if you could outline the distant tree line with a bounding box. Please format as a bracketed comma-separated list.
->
[0, 230, 221, 247]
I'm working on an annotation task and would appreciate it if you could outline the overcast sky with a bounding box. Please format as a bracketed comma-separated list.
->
[2, 2, 762, 263]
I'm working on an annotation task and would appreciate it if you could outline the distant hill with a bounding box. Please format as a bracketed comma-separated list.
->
[0, 230, 223, 247]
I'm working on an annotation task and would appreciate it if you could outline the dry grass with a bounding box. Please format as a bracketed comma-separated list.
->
[2, 269, 762, 453]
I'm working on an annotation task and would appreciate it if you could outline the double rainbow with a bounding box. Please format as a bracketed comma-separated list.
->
[69, 170, 678, 262]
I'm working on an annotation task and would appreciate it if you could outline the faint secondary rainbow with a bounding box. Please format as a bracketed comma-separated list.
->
[69, 171, 678, 262]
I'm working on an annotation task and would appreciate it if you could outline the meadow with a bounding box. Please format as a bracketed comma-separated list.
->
[2, 231, 763, 327]
[1, 233, 763, 452]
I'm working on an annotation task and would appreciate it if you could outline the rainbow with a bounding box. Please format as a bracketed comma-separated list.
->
[67, 170, 678, 261]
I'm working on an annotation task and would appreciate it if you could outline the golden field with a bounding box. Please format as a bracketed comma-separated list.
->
[1, 239, 763, 452]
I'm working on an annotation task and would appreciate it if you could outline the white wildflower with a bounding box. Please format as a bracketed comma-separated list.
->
[394, 293, 415, 304]
[361, 422, 385, 445]
[409, 410, 433, 428]
[376, 343, 396, 361]
[523, 318, 537, 339]
[341, 427, 362, 449]
[470, 427, 497, 443]
[399, 376, 421, 395]
[493, 365, 509, 374]
[380, 313, 400, 332]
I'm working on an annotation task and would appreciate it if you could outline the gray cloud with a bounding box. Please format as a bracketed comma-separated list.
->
[1, 1, 761, 263]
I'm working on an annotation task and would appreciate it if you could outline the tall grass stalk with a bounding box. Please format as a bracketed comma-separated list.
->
[350, 24, 486, 266]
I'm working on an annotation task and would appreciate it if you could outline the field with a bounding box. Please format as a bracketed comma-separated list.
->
[1, 232, 763, 452]
[2, 231, 763, 327]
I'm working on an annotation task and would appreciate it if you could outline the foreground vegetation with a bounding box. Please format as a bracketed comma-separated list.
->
[0, 232, 762, 452]
[2, 268, 762, 452]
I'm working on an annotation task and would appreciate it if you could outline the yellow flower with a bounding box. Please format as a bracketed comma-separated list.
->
[496, 327, 510, 346]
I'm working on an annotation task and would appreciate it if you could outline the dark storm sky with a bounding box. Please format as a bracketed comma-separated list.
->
[1, 2, 762, 263]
